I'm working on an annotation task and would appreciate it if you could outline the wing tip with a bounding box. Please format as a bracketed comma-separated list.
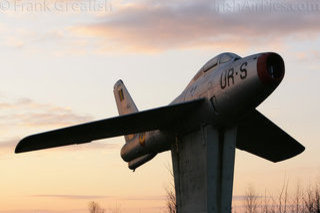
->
[294, 143, 305, 157]
[15, 136, 35, 154]
[15, 146, 23, 154]
[15, 138, 27, 154]
[272, 143, 305, 163]
[15, 148, 22, 154]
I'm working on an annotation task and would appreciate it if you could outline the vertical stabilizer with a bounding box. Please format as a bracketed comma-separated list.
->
[113, 80, 139, 144]
[114, 80, 138, 115]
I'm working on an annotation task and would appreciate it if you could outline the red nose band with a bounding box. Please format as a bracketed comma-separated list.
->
[257, 53, 285, 85]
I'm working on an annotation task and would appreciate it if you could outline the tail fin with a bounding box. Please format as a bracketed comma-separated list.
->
[114, 80, 138, 115]
[113, 80, 138, 143]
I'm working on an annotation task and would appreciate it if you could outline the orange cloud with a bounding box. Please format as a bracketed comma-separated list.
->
[69, 0, 320, 53]
[30, 194, 110, 200]
[0, 97, 92, 127]
[30, 194, 165, 201]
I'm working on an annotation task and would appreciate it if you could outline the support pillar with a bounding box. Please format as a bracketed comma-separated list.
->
[171, 125, 237, 213]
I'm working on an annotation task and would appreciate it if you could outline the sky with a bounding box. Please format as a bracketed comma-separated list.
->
[0, 0, 319, 212]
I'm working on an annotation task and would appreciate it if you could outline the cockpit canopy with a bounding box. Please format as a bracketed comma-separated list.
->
[187, 52, 241, 88]
[200, 52, 241, 73]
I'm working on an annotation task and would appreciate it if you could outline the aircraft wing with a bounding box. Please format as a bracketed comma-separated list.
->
[236, 110, 305, 162]
[15, 99, 205, 153]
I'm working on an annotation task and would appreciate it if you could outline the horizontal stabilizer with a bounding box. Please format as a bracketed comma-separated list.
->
[236, 110, 305, 162]
[15, 99, 204, 153]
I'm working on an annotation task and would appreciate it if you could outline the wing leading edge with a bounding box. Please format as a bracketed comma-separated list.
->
[15, 99, 205, 153]
[236, 110, 305, 162]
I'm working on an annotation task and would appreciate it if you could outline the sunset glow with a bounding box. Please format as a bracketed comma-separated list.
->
[0, 0, 319, 212]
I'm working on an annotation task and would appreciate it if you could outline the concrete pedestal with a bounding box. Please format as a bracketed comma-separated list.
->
[171, 125, 237, 213]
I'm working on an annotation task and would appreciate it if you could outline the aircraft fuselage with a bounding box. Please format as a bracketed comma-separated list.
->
[121, 52, 285, 169]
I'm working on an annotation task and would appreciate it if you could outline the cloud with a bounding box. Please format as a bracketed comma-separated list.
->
[0, 97, 92, 127]
[0, 97, 91, 154]
[0, 139, 18, 155]
[2, 0, 320, 55]
[119, 195, 165, 201]
[4, 0, 320, 54]
[0, 209, 87, 213]
[30, 194, 165, 201]
[69, 0, 320, 52]
[0, 23, 31, 49]
[31, 194, 110, 200]
[0, 96, 123, 155]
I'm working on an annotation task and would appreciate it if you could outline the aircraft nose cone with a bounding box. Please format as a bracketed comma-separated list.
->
[257, 53, 285, 85]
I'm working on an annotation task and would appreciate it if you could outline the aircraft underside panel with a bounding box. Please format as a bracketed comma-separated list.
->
[171, 125, 237, 213]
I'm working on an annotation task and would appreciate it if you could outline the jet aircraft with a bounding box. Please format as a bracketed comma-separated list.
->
[15, 52, 305, 212]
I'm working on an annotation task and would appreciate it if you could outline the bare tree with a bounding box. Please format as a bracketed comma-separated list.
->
[239, 178, 320, 213]
[165, 163, 176, 213]
[88, 201, 105, 213]
[269, 195, 277, 213]
[315, 185, 320, 213]
[244, 185, 258, 213]
[261, 189, 270, 213]
[304, 184, 320, 213]
[165, 186, 177, 213]
[109, 202, 122, 213]
[291, 182, 303, 213]
[278, 178, 289, 213]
